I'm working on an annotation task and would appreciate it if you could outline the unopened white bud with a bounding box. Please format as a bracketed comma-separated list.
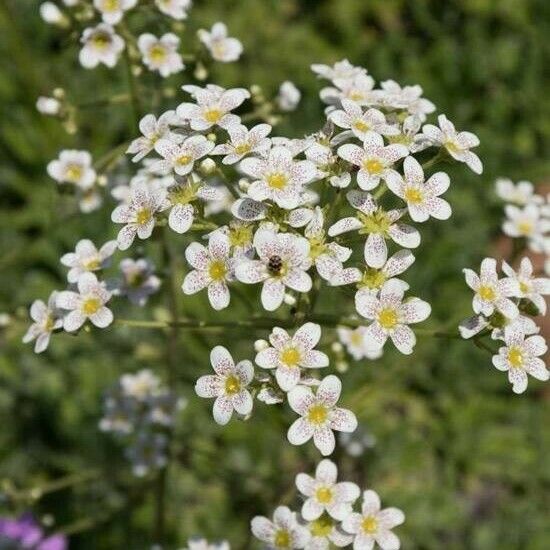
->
[335, 360, 349, 373]
[36, 96, 61, 116]
[331, 342, 343, 353]
[283, 293, 296, 306]
[238, 178, 250, 192]
[40, 2, 67, 26]
[199, 158, 216, 175]
[96, 175, 108, 187]
[0, 313, 11, 327]
[254, 339, 269, 352]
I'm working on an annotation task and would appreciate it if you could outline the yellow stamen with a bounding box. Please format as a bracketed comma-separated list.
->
[404, 187, 423, 204]
[362, 158, 384, 174]
[176, 154, 193, 166]
[378, 308, 398, 329]
[362, 516, 378, 534]
[136, 208, 152, 225]
[266, 172, 288, 190]
[224, 374, 241, 395]
[358, 209, 392, 235]
[517, 221, 533, 236]
[229, 225, 253, 248]
[208, 260, 227, 281]
[83, 257, 101, 270]
[478, 285, 496, 302]
[204, 108, 223, 123]
[444, 140, 461, 154]
[310, 516, 334, 537]
[91, 33, 111, 50]
[315, 486, 333, 504]
[280, 347, 301, 367]
[235, 143, 251, 155]
[353, 120, 370, 132]
[82, 297, 101, 315]
[361, 268, 386, 290]
[307, 404, 328, 425]
[149, 44, 167, 62]
[519, 281, 530, 294]
[65, 164, 83, 182]
[507, 346, 524, 368]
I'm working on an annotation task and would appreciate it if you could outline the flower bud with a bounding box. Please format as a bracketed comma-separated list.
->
[199, 158, 216, 176]
[238, 178, 250, 192]
[283, 293, 296, 306]
[36, 96, 61, 116]
[331, 342, 343, 353]
[254, 339, 269, 352]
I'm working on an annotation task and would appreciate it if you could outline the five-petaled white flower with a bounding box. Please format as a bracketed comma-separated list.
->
[355, 279, 431, 355]
[178, 84, 249, 130]
[183, 232, 234, 310]
[56, 273, 113, 332]
[502, 258, 550, 315]
[492, 325, 549, 394]
[328, 191, 420, 269]
[495, 178, 542, 206]
[120, 369, 160, 400]
[420, 114, 483, 174]
[240, 146, 317, 209]
[111, 185, 169, 250]
[320, 74, 376, 107]
[79, 23, 125, 69]
[22, 292, 63, 353]
[305, 516, 354, 549]
[211, 123, 272, 164]
[94, 0, 136, 25]
[341, 490, 405, 550]
[235, 228, 312, 311]
[138, 33, 184, 77]
[117, 258, 161, 306]
[463, 258, 519, 319]
[255, 323, 329, 391]
[61, 239, 117, 283]
[47, 150, 96, 189]
[154, 0, 190, 20]
[386, 157, 451, 222]
[311, 59, 367, 83]
[329, 100, 398, 141]
[338, 131, 408, 191]
[374, 79, 435, 121]
[195, 346, 253, 425]
[198, 22, 243, 63]
[337, 326, 383, 361]
[153, 134, 214, 176]
[502, 204, 549, 240]
[296, 459, 360, 521]
[287, 375, 357, 456]
[251, 506, 310, 550]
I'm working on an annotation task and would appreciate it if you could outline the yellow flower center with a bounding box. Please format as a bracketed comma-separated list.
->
[310, 516, 334, 537]
[65, 164, 83, 182]
[136, 208, 152, 225]
[315, 486, 333, 504]
[517, 221, 533, 235]
[350, 330, 364, 346]
[362, 516, 379, 534]
[212, 42, 227, 58]
[266, 172, 288, 190]
[127, 270, 146, 287]
[307, 404, 328, 425]
[83, 257, 101, 270]
[444, 140, 462, 153]
[234, 142, 251, 155]
[353, 120, 370, 132]
[44, 315, 55, 332]
[309, 237, 327, 260]
[519, 281, 530, 294]
[169, 183, 198, 205]
[362, 158, 384, 174]
[204, 108, 223, 123]
[358, 209, 392, 235]
[102, 0, 120, 11]
[378, 307, 398, 329]
[224, 374, 241, 395]
[348, 90, 364, 102]
[176, 154, 193, 166]
[81, 297, 101, 315]
[478, 285, 496, 302]
[404, 186, 423, 204]
[507, 346, 524, 368]
[361, 268, 387, 290]
[229, 225, 253, 248]
[208, 260, 227, 281]
[91, 32, 111, 50]
[280, 347, 301, 367]
[149, 44, 167, 62]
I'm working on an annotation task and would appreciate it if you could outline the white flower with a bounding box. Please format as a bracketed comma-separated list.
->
[117, 258, 161, 306]
[153, 134, 214, 176]
[251, 506, 310, 549]
[211, 123, 272, 165]
[22, 292, 63, 353]
[277, 81, 301, 112]
[40, 2, 66, 25]
[111, 185, 169, 250]
[305, 516, 353, 549]
[182, 232, 234, 310]
[502, 204, 549, 239]
[311, 59, 367, 83]
[183, 538, 230, 550]
[495, 178, 543, 206]
[255, 323, 329, 391]
[36, 96, 61, 116]
[342, 490, 405, 550]
[195, 346, 254, 425]
[296, 459, 360, 521]
[337, 327, 383, 361]
[463, 258, 519, 319]
[329, 100, 398, 140]
[420, 114, 483, 174]
[235, 228, 312, 311]
[127, 432, 167, 477]
[154, 0, 191, 20]
[198, 23, 243, 63]
[127, 111, 181, 162]
[177, 85, 250, 130]
[502, 257, 550, 315]
[355, 279, 431, 355]
[120, 369, 160, 400]
[56, 273, 113, 332]
[77, 187, 103, 213]
[79, 24, 125, 69]
[320, 74, 376, 106]
[93, 0, 136, 25]
[374, 79, 435, 121]
[240, 146, 317, 209]
[328, 191, 420, 269]
[47, 150, 96, 189]
[61, 239, 117, 283]
[138, 33, 184, 77]
[492, 326, 549, 394]
[386, 157, 451, 222]
[287, 375, 357, 456]
[337, 132, 408, 191]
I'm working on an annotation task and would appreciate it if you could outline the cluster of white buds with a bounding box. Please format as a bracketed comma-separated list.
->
[100, 369, 185, 476]
[251, 459, 404, 550]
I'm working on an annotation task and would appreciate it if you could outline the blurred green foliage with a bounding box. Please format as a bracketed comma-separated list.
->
[1, 0, 549, 549]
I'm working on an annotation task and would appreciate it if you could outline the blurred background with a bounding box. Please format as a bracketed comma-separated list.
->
[1, 0, 549, 548]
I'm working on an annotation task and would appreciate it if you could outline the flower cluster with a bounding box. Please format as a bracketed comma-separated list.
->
[251, 459, 404, 550]
[100, 369, 185, 476]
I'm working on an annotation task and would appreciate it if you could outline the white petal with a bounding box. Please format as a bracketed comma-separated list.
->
[288, 417, 314, 446]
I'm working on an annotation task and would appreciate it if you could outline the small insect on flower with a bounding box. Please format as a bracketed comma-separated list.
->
[198, 22, 243, 63]
[195, 346, 254, 425]
[182, 232, 234, 310]
[56, 273, 113, 332]
[296, 459, 360, 521]
[341, 489, 405, 550]
[60, 239, 117, 283]
[355, 279, 431, 355]
[251, 506, 310, 549]
[138, 33, 185, 78]
[255, 322, 329, 391]
[211, 123, 272, 165]
[22, 292, 63, 353]
[47, 150, 96, 189]
[287, 375, 357, 456]
[93, 0, 137, 25]
[154, 0, 191, 20]
[79, 23, 125, 69]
